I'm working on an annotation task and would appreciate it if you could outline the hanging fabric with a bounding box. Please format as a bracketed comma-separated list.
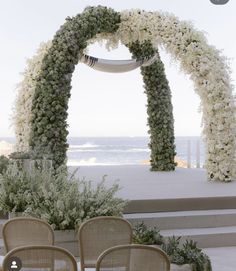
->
[80, 54, 159, 73]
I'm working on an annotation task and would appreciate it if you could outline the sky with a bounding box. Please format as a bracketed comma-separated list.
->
[0, 0, 235, 137]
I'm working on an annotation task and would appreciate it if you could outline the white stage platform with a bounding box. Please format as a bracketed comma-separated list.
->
[74, 166, 236, 213]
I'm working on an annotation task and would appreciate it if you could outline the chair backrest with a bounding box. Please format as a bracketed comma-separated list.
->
[96, 244, 170, 271]
[2, 245, 78, 271]
[78, 216, 133, 271]
[2, 217, 54, 252]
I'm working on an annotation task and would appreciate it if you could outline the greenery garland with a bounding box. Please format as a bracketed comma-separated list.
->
[129, 41, 176, 171]
[16, 6, 235, 181]
[29, 6, 121, 168]
[28, 6, 176, 171]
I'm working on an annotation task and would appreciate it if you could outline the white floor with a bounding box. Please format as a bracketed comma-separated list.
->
[203, 247, 236, 271]
[73, 166, 236, 200]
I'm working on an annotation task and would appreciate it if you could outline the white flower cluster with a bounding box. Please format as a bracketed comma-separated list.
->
[98, 10, 236, 181]
[14, 9, 236, 181]
[13, 41, 52, 152]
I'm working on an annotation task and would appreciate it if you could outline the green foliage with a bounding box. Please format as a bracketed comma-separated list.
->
[0, 164, 127, 230]
[161, 236, 185, 265]
[28, 6, 175, 171]
[129, 41, 176, 171]
[133, 222, 164, 245]
[76, 177, 127, 224]
[132, 223, 212, 270]
[0, 155, 10, 174]
[161, 237, 212, 271]
[0, 163, 39, 213]
[29, 6, 121, 169]
[181, 240, 212, 271]
[25, 168, 127, 230]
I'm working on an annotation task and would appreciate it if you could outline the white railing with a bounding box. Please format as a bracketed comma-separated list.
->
[186, 139, 202, 168]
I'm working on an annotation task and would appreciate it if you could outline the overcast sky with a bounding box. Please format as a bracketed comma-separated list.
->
[0, 0, 235, 137]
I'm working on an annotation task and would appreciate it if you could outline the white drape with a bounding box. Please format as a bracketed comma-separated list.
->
[80, 54, 158, 73]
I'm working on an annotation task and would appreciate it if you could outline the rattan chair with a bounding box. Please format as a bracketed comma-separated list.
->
[2, 217, 54, 252]
[78, 216, 133, 271]
[96, 244, 170, 271]
[2, 245, 78, 271]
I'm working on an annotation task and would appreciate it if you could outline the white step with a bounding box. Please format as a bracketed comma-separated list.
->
[125, 209, 236, 229]
[203, 246, 236, 271]
[161, 226, 236, 248]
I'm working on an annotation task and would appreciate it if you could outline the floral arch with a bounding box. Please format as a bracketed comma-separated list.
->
[14, 6, 236, 182]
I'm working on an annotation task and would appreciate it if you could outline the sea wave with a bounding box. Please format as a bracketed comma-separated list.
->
[129, 148, 150, 152]
[69, 143, 99, 149]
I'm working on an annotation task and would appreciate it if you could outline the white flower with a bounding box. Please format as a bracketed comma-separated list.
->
[13, 41, 52, 152]
[14, 9, 236, 182]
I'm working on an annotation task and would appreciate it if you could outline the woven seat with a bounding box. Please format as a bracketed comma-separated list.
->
[2, 245, 78, 271]
[2, 217, 54, 252]
[96, 244, 170, 271]
[78, 217, 133, 271]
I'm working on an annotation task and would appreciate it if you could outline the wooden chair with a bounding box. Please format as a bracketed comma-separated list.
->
[78, 216, 133, 271]
[96, 244, 171, 271]
[2, 217, 54, 252]
[2, 245, 78, 271]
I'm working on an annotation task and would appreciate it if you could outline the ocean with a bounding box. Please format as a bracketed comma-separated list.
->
[0, 137, 205, 168]
[67, 137, 205, 167]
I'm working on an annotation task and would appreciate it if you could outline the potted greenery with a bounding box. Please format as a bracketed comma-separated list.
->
[0, 162, 127, 256]
[132, 223, 212, 271]
[53, 177, 127, 256]
[22, 167, 128, 256]
[133, 222, 164, 246]
[161, 236, 212, 271]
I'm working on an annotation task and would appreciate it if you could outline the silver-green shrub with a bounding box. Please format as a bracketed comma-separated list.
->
[0, 164, 127, 230]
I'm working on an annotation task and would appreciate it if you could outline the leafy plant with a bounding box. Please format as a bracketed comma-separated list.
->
[181, 240, 212, 271]
[76, 176, 127, 225]
[161, 237, 212, 271]
[0, 155, 10, 174]
[23, 167, 127, 230]
[132, 223, 212, 271]
[0, 163, 127, 230]
[161, 236, 185, 265]
[24, 166, 81, 230]
[0, 163, 39, 213]
[133, 222, 164, 245]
